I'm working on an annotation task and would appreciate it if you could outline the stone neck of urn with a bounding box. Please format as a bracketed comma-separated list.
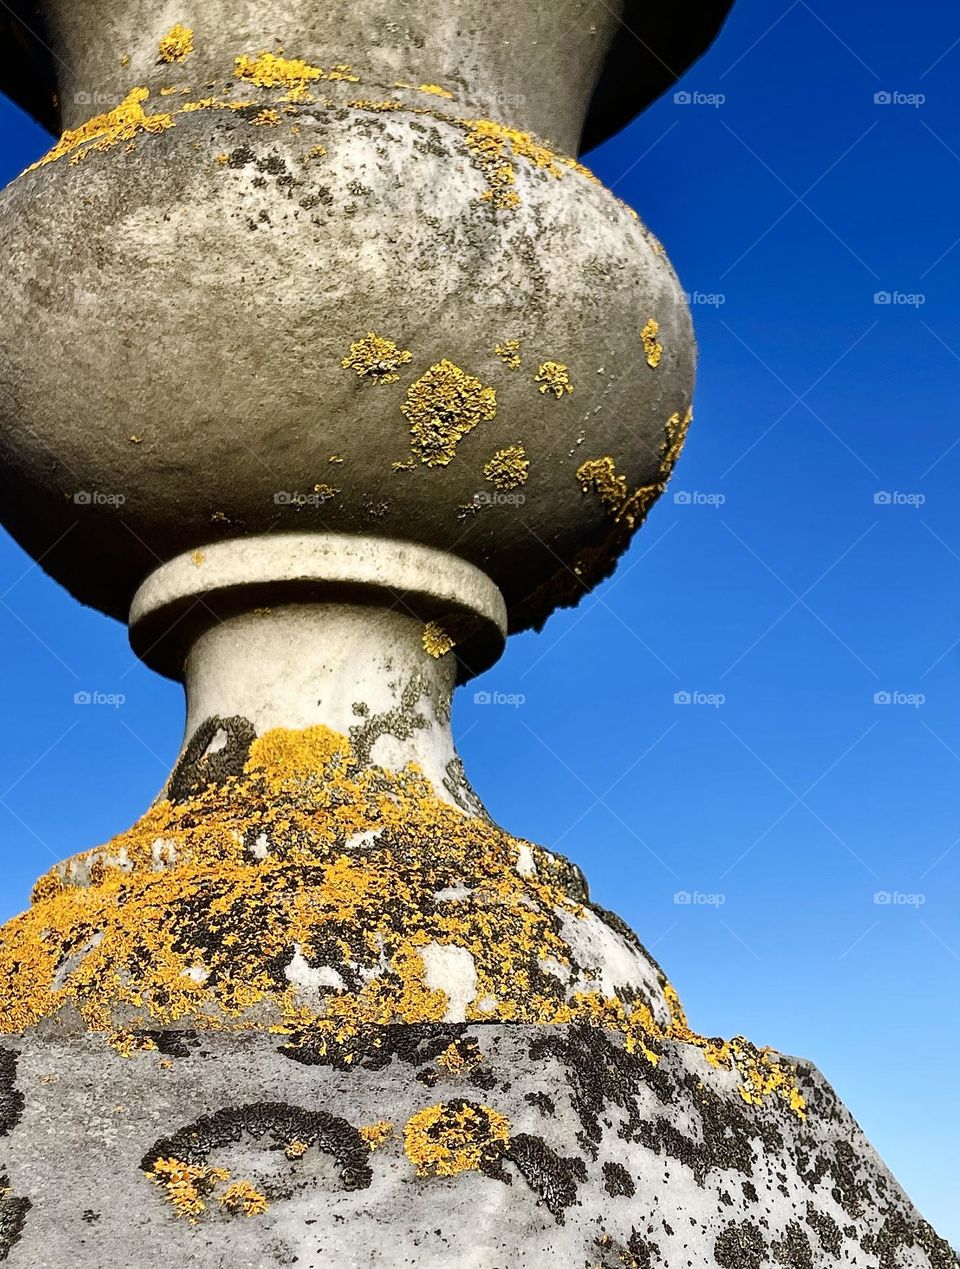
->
[41, 1, 625, 154]
[129, 534, 507, 812]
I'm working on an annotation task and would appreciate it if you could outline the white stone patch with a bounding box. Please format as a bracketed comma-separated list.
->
[538, 956, 570, 983]
[558, 907, 666, 1021]
[515, 843, 537, 878]
[475, 994, 497, 1014]
[150, 837, 177, 867]
[284, 945, 346, 993]
[52, 932, 103, 992]
[345, 829, 382, 851]
[419, 942, 478, 1022]
[204, 728, 229, 757]
[250, 833, 270, 860]
[433, 885, 473, 902]
[182, 964, 209, 984]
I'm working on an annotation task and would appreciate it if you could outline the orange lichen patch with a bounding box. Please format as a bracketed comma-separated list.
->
[577, 408, 692, 532]
[328, 64, 361, 83]
[403, 1101, 510, 1177]
[484, 446, 529, 490]
[641, 318, 663, 369]
[494, 339, 522, 369]
[219, 1180, 269, 1216]
[535, 361, 573, 399]
[158, 24, 194, 64]
[436, 1039, 486, 1079]
[359, 1121, 394, 1151]
[234, 50, 324, 101]
[402, 360, 497, 466]
[422, 621, 456, 659]
[106, 1030, 159, 1058]
[148, 1158, 230, 1222]
[576, 458, 627, 511]
[342, 333, 413, 384]
[28, 88, 175, 169]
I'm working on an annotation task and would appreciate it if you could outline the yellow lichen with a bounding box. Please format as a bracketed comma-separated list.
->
[342, 333, 413, 384]
[220, 1180, 269, 1216]
[494, 339, 522, 369]
[422, 621, 456, 658]
[252, 108, 281, 126]
[483, 446, 529, 490]
[418, 84, 454, 99]
[1, 716, 804, 1123]
[328, 64, 361, 83]
[284, 1139, 309, 1160]
[191, 549, 205, 567]
[107, 1030, 159, 1058]
[158, 24, 194, 64]
[402, 360, 496, 466]
[28, 88, 175, 170]
[641, 318, 663, 369]
[234, 51, 324, 101]
[535, 361, 573, 399]
[359, 1121, 394, 1152]
[312, 483, 339, 502]
[148, 1158, 230, 1222]
[403, 1102, 510, 1177]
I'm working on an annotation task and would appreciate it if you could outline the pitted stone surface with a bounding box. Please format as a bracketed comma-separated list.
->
[0, 1027, 954, 1268]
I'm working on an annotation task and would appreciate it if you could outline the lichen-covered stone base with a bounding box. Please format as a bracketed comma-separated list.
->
[0, 1027, 955, 1268]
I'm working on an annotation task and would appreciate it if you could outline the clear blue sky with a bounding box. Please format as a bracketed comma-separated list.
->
[1, 0, 958, 1246]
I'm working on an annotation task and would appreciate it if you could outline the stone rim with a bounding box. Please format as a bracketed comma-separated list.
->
[129, 533, 508, 684]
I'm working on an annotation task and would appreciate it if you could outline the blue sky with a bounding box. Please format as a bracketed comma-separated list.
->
[1, 0, 959, 1246]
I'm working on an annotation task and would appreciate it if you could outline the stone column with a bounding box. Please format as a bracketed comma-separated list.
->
[0, 7, 956, 1269]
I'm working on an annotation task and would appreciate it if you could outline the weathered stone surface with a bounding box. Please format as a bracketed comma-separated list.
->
[0, 1027, 954, 1268]
[0, 78, 692, 633]
[0, 2, 734, 152]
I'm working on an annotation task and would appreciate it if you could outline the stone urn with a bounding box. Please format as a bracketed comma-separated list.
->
[1, 6, 956, 1269]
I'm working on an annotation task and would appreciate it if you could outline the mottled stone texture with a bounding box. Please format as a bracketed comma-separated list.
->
[0, 1028, 955, 1268]
[0, 2, 734, 151]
